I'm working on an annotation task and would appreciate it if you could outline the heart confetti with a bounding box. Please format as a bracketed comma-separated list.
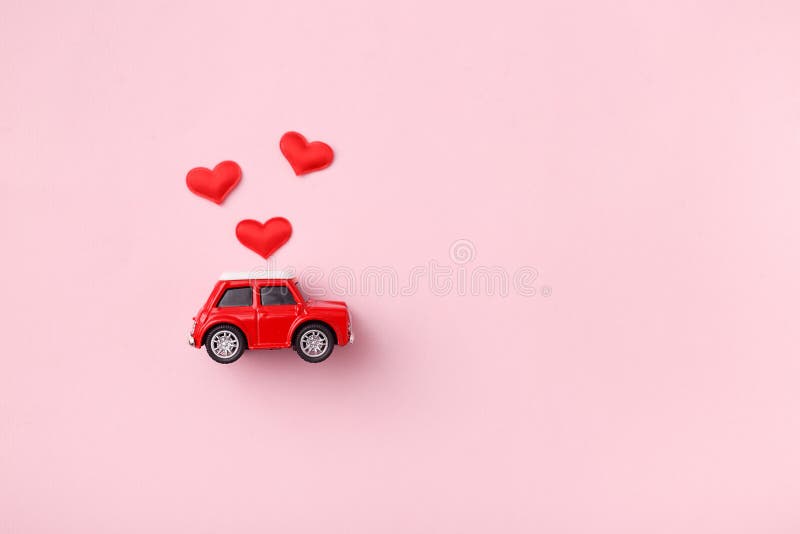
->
[235, 217, 293, 259]
[280, 131, 334, 175]
[186, 160, 242, 204]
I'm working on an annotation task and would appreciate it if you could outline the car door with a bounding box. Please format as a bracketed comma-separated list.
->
[256, 282, 300, 347]
[207, 284, 258, 345]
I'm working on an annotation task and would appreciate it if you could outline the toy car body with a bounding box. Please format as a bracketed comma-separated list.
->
[188, 272, 353, 364]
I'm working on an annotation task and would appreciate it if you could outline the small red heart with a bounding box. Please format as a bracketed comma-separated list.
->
[235, 217, 293, 259]
[186, 160, 242, 204]
[280, 131, 334, 175]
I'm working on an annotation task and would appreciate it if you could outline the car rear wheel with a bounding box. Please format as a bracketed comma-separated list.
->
[294, 324, 334, 363]
[205, 325, 246, 364]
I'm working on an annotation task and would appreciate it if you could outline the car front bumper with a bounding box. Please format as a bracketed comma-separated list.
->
[347, 312, 354, 344]
[188, 320, 197, 347]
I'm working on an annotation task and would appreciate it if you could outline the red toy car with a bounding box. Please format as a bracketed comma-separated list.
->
[188, 272, 353, 364]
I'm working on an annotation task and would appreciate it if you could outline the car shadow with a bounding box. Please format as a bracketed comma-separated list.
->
[225, 316, 377, 384]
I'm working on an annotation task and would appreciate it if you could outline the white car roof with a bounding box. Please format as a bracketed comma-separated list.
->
[219, 271, 294, 281]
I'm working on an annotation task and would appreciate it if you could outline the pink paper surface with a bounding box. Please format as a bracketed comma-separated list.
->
[2, 1, 800, 532]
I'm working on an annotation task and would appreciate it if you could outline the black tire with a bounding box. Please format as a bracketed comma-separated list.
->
[294, 323, 335, 363]
[204, 324, 246, 364]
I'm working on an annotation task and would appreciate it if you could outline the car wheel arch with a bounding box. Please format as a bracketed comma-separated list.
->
[291, 319, 336, 346]
[202, 321, 249, 348]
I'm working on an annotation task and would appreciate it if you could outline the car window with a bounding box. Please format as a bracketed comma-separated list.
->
[260, 285, 296, 306]
[294, 282, 308, 302]
[217, 287, 252, 307]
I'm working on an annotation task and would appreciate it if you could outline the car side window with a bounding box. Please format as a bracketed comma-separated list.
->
[260, 285, 296, 306]
[217, 287, 253, 307]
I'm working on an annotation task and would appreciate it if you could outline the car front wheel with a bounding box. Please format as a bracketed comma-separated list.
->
[294, 324, 334, 363]
[205, 325, 246, 364]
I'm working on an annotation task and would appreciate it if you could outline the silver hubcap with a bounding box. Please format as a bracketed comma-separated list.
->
[210, 330, 239, 359]
[300, 329, 328, 357]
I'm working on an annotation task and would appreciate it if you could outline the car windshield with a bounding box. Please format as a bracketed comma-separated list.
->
[294, 281, 309, 302]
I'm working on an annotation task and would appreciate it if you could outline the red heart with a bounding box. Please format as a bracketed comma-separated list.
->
[235, 217, 293, 259]
[280, 131, 334, 175]
[186, 160, 242, 204]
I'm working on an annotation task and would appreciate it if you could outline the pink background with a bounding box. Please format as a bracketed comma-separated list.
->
[3, 1, 800, 532]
